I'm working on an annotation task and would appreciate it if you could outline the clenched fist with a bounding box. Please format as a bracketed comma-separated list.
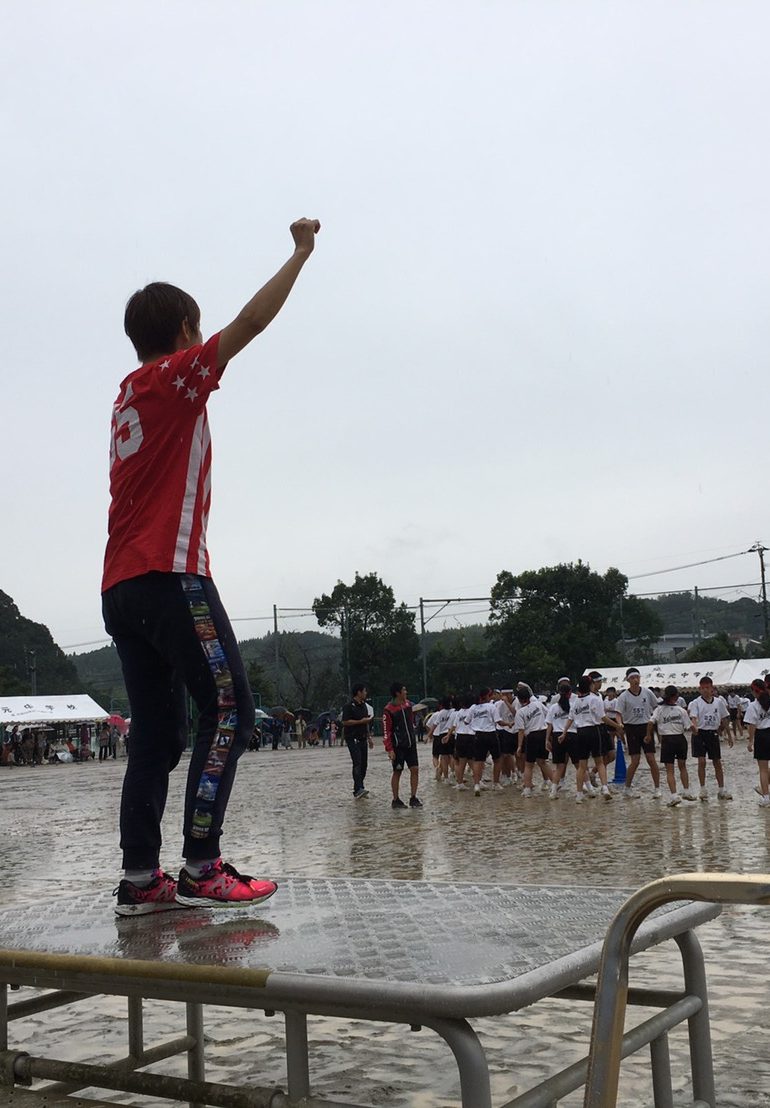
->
[291, 218, 321, 255]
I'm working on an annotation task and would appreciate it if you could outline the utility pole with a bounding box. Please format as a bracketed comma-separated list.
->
[693, 586, 700, 643]
[419, 597, 428, 700]
[273, 604, 280, 701]
[344, 607, 351, 695]
[750, 542, 769, 642]
[28, 650, 37, 696]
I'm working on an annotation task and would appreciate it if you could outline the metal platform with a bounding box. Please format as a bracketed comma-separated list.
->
[0, 878, 721, 1107]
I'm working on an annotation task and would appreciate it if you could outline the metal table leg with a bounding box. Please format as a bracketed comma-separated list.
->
[674, 930, 715, 1108]
[425, 1016, 492, 1108]
[186, 1001, 206, 1108]
[284, 1011, 310, 1103]
[649, 1032, 674, 1108]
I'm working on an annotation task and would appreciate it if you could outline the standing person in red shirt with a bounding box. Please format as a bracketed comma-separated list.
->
[105, 218, 320, 915]
[383, 683, 423, 809]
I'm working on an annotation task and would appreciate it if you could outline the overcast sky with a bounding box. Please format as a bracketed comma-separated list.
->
[2, 0, 768, 654]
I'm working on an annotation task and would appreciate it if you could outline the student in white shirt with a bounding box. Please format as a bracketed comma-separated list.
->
[469, 687, 503, 794]
[614, 667, 662, 798]
[559, 675, 621, 801]
[688, 676, 733, 800]
[427, 700, 451, 781]
[450, 693, 477, 791]
[647, 686, 696, 806]
[745, 678, 770, 806]
[494, 689, 518, 786]
[726, 691, 743, 740]
[545, 677, 576, 794]
[514, 683, 554, 798]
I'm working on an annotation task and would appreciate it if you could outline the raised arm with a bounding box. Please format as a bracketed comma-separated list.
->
[216, 218, 320, 367]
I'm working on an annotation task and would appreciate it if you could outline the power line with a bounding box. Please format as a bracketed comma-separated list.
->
[627, 549, 751, 581]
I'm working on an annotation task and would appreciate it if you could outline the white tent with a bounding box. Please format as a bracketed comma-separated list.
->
[0, 695, 109, 725]
[583, 660, 740, 691]
[728, 659, 770, 686]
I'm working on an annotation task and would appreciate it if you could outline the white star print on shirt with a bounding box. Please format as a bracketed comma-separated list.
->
[173, 376, 185, 391]
[159, 359, 171, 370]
[197, 364, 210, 379]
[185, 387, 198, 402]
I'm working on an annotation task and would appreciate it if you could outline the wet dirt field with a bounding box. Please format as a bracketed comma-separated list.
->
[1, 742, 769, 1106]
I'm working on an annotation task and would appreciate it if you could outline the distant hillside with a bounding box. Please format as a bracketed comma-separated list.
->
[644, 592, 765, 641]
[0, 590, 83, 696]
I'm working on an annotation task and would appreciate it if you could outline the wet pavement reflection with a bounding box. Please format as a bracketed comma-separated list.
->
[1, 743, 769, 1105]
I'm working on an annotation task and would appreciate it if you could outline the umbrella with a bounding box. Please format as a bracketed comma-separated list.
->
[108, 714, 129, 734]
[254, 708, 271, 721]
[270, 706, 295, 720]
[293, 707, 313, 720]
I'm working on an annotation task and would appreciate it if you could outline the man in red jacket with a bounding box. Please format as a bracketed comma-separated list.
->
[382, 682, 423, 810]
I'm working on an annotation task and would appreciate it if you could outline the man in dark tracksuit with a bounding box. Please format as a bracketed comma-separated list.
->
[382, 682, 423, 810]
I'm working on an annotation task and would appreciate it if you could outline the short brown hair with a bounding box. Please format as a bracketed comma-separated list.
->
[124, 282, 200, 361]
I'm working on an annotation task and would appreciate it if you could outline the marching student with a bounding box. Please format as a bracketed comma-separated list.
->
[559, 675, 620, 801]
[427, 697, 452, 783]
[469, 688, 503, 795]
[514, 683, 555, 798]
[688, 676, 733, 800]
[545, 677, 575, 794]
[494, 689, 518, 785]
[647, 686, 696, 806]
[726, 691, 744, 739]
[451, 694, 477, 791]
[745, 678, 770, 807]
[589, 671, 616, 774]
[614, 667, 662, 798]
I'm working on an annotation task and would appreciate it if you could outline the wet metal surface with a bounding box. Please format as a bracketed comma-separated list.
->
[0, 879, 693, 986]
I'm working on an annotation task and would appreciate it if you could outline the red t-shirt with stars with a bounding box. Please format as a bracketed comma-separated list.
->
[102, 333, 226, 593]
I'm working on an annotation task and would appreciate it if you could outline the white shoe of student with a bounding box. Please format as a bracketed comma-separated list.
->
[455, 783, 468, 791]
[474, 783, 481, 796]
[492, 782, 503, 792]
[575, 791, 585, 802]
[521, 787, 533, 798]
[651, 788, 661, 800]
[681, 791, 696, 801]
[759, 795, 770, 807]
[583, 781, 597, 797]
[667, 793, 682, 806]
[699, 786, 708, 801]
[549, 783, 559, 800]
[623, 786, 639, 799]
[601, 785, 612, 800]
[718, 787, 733, 800]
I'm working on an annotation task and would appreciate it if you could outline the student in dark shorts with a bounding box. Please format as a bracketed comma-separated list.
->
[427, 696, 453, 784]
[614, 668, 661, 799]
[494, 689, 518, 786]
[546, 677, 575, 794]
[688, 676, 733, 800]
[514, 683, 555, 798]
[648, 686, 696, 806]
[560, 675, 620, 802]
[341, 684, 374, 799]
[105, 218, 320, 915]
[449, 693, 476, 791]
[746, 678, 770, 807]
[468, 687, 502, 795]
[383, 683, 422, 809]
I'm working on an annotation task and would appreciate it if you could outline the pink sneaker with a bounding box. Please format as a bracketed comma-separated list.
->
[175, 861, 278, 908]
[113, 870, 186, 916]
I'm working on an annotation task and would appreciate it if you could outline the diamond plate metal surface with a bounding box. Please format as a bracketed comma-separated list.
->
[0, 878, 683, 987]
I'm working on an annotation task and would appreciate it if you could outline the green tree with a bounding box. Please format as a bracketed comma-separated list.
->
[313, 572, 420, 697]
[487, 562, 662, 688]
[679, 631, 741, 663]
[245, 659, 276, 708]
[427, 633, 492, 695]
[0, 590, 83, 694]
